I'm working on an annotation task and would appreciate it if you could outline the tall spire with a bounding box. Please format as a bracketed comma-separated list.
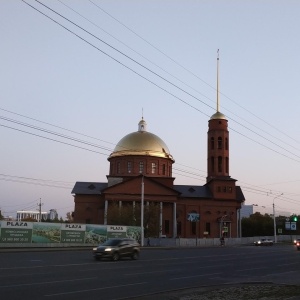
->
[210, 50, 226, 120]
[217, 49, 220, 112]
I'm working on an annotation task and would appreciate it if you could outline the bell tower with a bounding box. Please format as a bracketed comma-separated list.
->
[207, 50, 230, 182]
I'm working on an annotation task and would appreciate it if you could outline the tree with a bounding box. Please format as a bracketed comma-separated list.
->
[144, 202, 160, 237]
[0, 210, 3, 220]
[242, 212, 274, 237]
[66, 212, 73, 223]
[21, 217, 38, 222]
[107, 201, 161, 237]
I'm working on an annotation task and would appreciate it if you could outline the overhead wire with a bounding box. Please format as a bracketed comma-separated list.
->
[21, 0, 300, 163]
[1, 111, 298, 205]
[57, 1, 300, 157]
[2, 1, 297, 214]
[88, 0, 300, 147]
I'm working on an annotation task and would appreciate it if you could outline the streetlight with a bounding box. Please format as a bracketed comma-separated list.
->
[273, 193, 283, 243]
[140, 175, 144, 246]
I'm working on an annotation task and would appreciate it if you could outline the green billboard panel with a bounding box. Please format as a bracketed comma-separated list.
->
[60, 224, 86, 243]
[107, 225, 127, 238]
[0, 221, 33, 243]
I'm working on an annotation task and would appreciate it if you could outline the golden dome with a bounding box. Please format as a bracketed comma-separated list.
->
[109, 119, 174, 161]
[210, 111, 227, 120]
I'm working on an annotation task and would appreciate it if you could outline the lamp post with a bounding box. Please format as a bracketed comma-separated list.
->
[140, 175, 144, 246]
[273, 193, 283, 243]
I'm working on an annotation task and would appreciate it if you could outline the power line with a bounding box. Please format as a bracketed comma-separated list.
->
[0, 107, 117, 147]
[21, 0, 300, 164]
[1, 107, 299, 210]
[1, 109, 300, 209]
[58, 0, 300, 156]
[1, 0, 298, 216]
[0, 123, 109, 156]
[0, 173, 73, 185]
[0, 115, 114, 152]
[88, 0, 300, 148]
[30, 0, 215, 113]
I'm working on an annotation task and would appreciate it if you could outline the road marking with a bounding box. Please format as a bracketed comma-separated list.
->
[235, 267, 267, 272]
[44, 282, 147, 297]
[30, 260, 42, 262]
[263, 270, 297, 276]
[170, 272, 222, 280]
[277, 263, 296, 267]
[0, 277, 97, 288]
[0, 262, 96, 271]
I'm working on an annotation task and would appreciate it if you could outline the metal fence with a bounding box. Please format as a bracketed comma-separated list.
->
[144, 235, 299, 248]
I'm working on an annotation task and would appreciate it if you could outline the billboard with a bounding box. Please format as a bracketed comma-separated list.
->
[0, 221, 141, 245]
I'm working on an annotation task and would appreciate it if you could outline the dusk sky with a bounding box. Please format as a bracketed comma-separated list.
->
[1, 0, 300, 219]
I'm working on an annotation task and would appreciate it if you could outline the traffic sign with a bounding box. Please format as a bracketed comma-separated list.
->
[187, 213, 199, 222]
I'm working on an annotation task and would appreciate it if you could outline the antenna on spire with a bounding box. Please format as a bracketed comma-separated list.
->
[142, 107, 144, 119]
[217, 49, 220, 112]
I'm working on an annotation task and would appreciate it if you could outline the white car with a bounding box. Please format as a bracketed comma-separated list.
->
[254, 238, 273, 246]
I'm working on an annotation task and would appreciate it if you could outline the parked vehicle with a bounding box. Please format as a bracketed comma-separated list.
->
[254, 238, 273, 246]
[93, 238, 140, 261]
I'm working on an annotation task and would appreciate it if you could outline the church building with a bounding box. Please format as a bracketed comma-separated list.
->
[71, 59, 245, 239]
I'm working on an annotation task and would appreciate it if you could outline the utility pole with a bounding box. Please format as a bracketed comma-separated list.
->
[140, 176, 144, 247]
[273, 193, 283, 243]
[38, 198, 43, 222]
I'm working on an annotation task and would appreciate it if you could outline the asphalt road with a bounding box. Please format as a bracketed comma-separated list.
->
[0, 244, 299, 300]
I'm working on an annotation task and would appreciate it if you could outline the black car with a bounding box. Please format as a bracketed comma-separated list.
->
[93, 238, 140, 261]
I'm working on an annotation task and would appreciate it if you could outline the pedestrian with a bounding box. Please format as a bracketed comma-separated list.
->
[220, 236, 225, 246]
[147, 237, 150, 246]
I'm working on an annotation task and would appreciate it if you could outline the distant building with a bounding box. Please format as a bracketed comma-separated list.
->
[48, 209, 58, 220]
[241, 204, 290, 219]
[16, 210, 47, 222]
[240, 204, 254, 219]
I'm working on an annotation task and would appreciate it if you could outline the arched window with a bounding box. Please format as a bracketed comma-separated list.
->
[225, 157, 229, 173]
[218, 137, 222, 149]
[117, 162, 121, 174]
[139, 161, 144, 174]
[218, 156, 222, 172]
[127, 162, 132, 173]
[162, 164, 166, 175]
[210, 137, 214, 150]
[211, 157, 215, 173]
[225, 138, 228, 150]
[151, 162, 156, 174]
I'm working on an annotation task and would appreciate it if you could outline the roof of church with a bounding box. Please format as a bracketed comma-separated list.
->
[210, 111, 227, 120]
[71, 181, 245, 202]
[71, 182, 107, 195]
[173, 185, 212, 198]
[109, 118, 174, 161]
